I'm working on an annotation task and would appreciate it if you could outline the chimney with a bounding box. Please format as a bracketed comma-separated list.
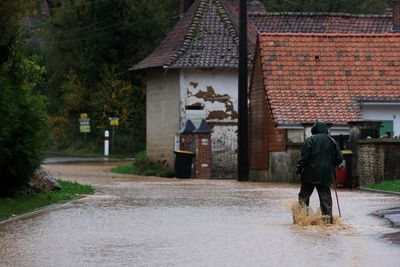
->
[180, 0, 192, 16]
[393, 0, 400, 31]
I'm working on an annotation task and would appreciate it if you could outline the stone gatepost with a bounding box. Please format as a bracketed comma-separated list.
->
[192, 119, 212, 179]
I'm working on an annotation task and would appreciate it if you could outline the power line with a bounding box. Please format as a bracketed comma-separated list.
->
[50, 20, 125, 37]
[45, 21, 137, 43]
[48, 0, 113, 9]
[60, 16, 114, 32]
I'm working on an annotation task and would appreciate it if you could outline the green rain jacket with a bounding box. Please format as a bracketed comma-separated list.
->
[296, 121, 343, 185]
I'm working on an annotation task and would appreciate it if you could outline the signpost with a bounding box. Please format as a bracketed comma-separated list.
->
[79, 113, 90, 142]
[104, 130, 110, 157]
[109, 117, 119, 154]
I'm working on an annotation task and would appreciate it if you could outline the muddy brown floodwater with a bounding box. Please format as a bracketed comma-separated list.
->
[0, 162, 399, 267]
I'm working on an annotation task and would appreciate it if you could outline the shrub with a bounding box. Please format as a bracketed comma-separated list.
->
[0, 66, 47, 196]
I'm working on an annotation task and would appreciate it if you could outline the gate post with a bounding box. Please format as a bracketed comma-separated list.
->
[192, 119, 212, 179]
[179, 120, 195, 152]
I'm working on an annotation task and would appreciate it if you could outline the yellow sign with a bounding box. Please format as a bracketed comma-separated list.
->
[79, 114, 90, 133]
[80, 125, 90, 133]
[109, 117, 119, 126]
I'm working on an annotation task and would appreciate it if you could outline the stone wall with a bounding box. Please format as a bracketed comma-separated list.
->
[269, 145, 301, 182]
[250, 145, 301, 182]
[358, 139, 400, 185]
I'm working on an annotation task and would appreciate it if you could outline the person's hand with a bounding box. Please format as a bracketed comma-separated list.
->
[296, 174, 301, 182]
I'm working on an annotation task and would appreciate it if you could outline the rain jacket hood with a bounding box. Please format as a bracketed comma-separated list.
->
[311, 121, 328, 135]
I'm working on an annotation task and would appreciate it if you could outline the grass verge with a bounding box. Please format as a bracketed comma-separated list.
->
[112, 161, 173, 177]
[0, 180, 94, 221]
[112, 164, 136, 174]
[365, 179, 400, 193]
[112, 151, 173, 177]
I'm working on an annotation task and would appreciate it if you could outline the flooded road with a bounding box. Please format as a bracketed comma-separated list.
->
[0, 163, 399, 266]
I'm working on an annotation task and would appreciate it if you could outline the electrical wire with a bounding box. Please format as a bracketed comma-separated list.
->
[48, 0, 113, 9]
[45, 21, 137, 43]
[50, 20, 126, 37]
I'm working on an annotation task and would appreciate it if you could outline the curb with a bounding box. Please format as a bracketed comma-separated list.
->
[0, 203, 68, 226]
[359, 187, 400, 196]
[43, 157, 134, 165]
[0, 196, 89, 226]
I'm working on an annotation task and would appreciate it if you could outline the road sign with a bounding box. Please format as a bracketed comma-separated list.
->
[109, 117, 119, 126]
[79, 116, 91, 133]
[80, 125, 91, 133]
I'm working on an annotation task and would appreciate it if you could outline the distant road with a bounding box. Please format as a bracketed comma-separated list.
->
[43, 156, 133, 164]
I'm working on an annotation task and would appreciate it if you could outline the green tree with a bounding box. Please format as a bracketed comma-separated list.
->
[42, 0, 178, 154]
[0, 0, 47, 196]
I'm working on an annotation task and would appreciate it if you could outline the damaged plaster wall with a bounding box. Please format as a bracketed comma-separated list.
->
[180, 69, 238, 177]
[180, 69, 238, 124]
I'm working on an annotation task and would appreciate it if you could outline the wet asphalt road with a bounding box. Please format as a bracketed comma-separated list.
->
[0, 162, 399, 267]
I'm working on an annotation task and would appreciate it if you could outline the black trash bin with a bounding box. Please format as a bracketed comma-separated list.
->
[341, 150, 353, 189]
[174, 150, 194, 178]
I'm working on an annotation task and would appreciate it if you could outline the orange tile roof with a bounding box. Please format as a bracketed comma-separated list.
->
[258, 33, 400, 125]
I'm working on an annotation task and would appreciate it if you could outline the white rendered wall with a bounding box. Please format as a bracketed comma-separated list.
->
[361, 105, 400, 137]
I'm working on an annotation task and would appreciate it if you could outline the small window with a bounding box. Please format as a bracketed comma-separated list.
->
[185, 104, 203, 110]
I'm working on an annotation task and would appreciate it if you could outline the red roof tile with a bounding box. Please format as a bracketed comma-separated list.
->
[258, 33, 400, 125]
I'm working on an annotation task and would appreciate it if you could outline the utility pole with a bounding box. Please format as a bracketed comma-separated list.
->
[238, 0, 249, 181]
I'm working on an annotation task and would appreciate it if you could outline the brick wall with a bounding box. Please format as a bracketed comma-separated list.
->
[180, 133, 195, 152]
[266, 102, 287, 152]
[249, 51, 269, 170]
[193, 133, 212, 179]
[146, 69, 180, 168]
[249, 50, 287, 171]
[179, 132, 211, 179]
[358, 139, 400, 185]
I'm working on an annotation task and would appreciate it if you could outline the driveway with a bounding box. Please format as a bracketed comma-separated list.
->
[0, 162, 399, 267]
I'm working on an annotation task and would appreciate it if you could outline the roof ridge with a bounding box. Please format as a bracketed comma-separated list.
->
[250, 11, 391, 18]
[259, 32, 400, 37]
[214, 0, 239, 45]
[166, 0, 240, 68]
[165, 0, 209, 67]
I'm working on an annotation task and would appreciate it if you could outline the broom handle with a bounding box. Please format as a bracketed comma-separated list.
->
[332, 171, 342, 218]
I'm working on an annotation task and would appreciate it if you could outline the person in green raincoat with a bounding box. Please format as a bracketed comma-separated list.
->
[296, 121, 343, 223]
